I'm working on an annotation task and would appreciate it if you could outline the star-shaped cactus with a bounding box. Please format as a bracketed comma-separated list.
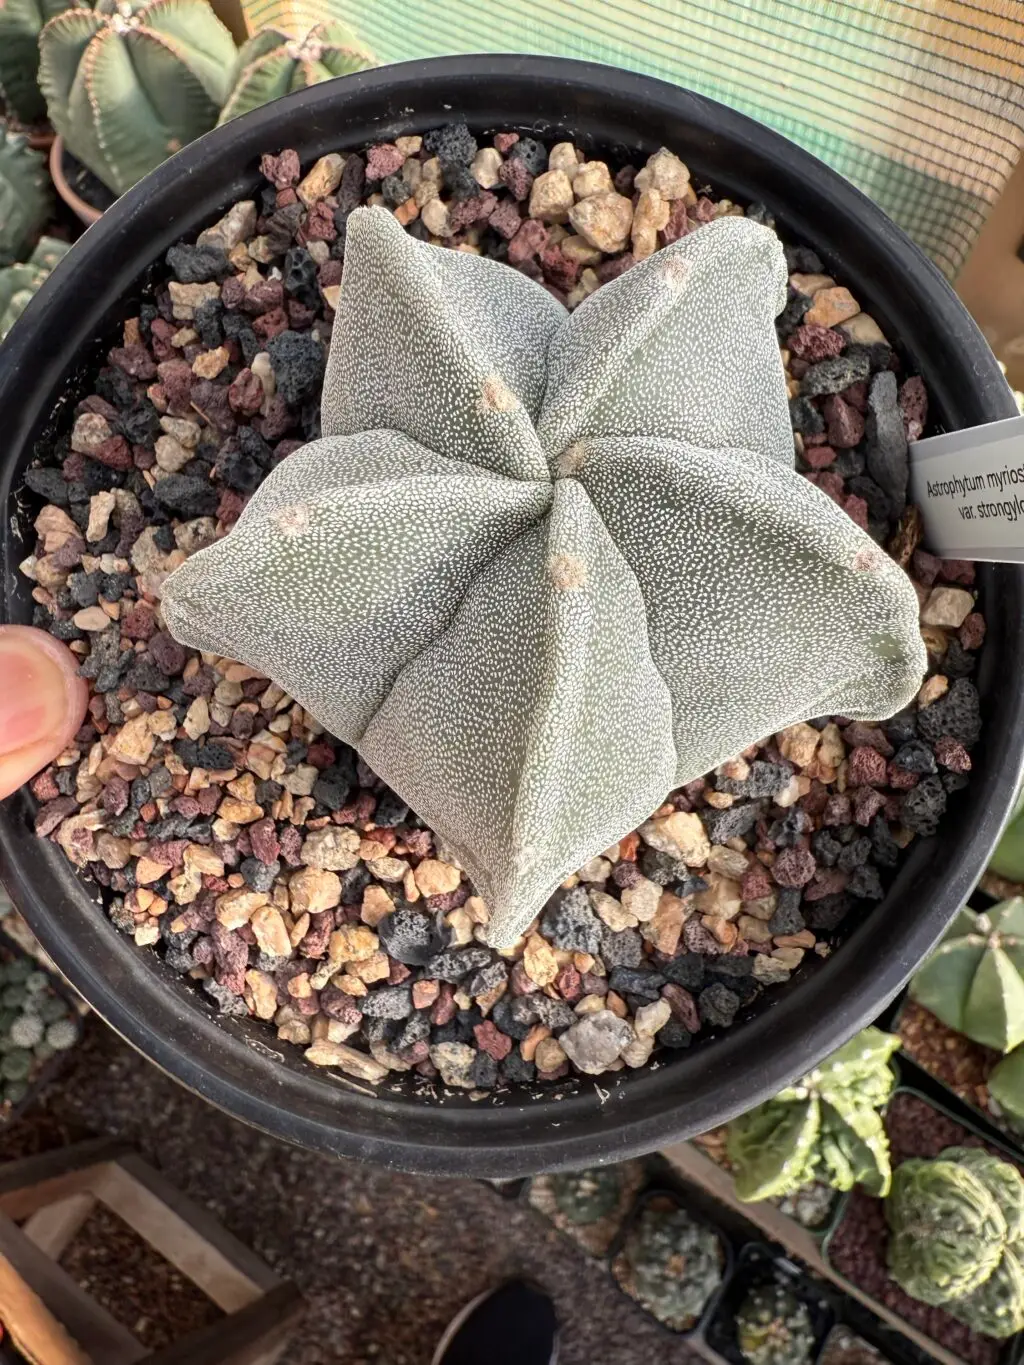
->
[162, 206, 926, 946]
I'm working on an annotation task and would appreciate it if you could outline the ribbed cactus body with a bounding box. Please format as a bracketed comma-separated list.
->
[0, 236, 70, 340]
[39, 0, 237, 195]
[623, 1205, 724, 1328]
[886, 1146, 1024, 1336]
[0, 0, 77, 124]
[162, 205, 927, 947]
[0, 123, 51, 266]
[727, 1027, 899, 1202]
[736, 1284, 815, 1365]
[219, 20, 373, 122]
[910, 898, 1024, 1053]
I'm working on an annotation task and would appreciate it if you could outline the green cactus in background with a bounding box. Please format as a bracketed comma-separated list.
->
[621, 1204, 724, 1330]
[727, 1027, 900, 1202]
[989, 785, 1024, 884]
[550, 1167, 622, 1225]
[0, 0, 80, 124]
[909, 899, 1024, 1053]
[886, 1145, 1024, 1337]
[161, 205, 927, 947]
[0, 123, 51, 267]
[0, 236, 68, 341]
[988, 1046, 1024, 1125]
[219, 19, 373, 122]
[736, 1283, 815, 1365]
[38, 0, 237, 196]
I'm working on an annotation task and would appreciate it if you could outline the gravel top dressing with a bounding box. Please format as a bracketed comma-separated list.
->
[14, 123, 985, 1096]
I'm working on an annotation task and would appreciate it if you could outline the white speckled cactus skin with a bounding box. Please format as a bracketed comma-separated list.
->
[162, 205, 927, 946]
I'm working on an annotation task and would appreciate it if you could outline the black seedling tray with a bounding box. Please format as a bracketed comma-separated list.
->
[703, 1241, 836, 1365]
[608, 1184, 735, 1337]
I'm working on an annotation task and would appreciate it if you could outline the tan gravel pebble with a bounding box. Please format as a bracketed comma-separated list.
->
[568, 191, 633, 253]
[413, 859, 461, 896]
[523, 934, 559, 986]
[197, 200, 257, 250]
[634, 147, 690, 198]
[920, 586, 974, 628]
[805, 285, 860, 327]
[289, 867, 342, 913]
[528, 169, 575, 222]
[304, 1040, 388, 1082]
[251, 905, 291, 957]
[638, 810, 710, 864]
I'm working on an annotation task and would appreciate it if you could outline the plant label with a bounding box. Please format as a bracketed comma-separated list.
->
[910, 414, 1024, 562]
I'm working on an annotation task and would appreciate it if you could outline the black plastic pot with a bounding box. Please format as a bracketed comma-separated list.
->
[1, 55, 1022, 1177]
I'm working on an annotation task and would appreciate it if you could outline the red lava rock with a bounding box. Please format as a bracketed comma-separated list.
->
[842, 380, 868, 412]
[170, 795, 201, 818]
[211, 922, 247, 994]
[149, 839, 188, 869]
[843, 493, 869, 530]
[148, 630, 186, 675]
[425, 887, 469, 914]
[887, 764, 919, 790]
[661, 983, 699, 1031]
[258, 393, 293, 439]
[109, 344, 156, 380]
[303, 201, 337, 242]
[741, 862, 772, 901]
[823, 394, 864, 448]
[278, 826, 303, 867]
[498, 156, 533, 201]
[430, 983, 456, 1026]
[801, 781, 830, 817]
[448, 192, 497, 233]
[197, 786, 222, 816]
[958, 612, 985, 650]
[228, 368, 264, 417]
[788, 323, 845, 362]
[242, 280, 284, 316]
[911, 548, 941, 586]
[365, 143, 404, 180]
[260, 149, 300, 188]
[90, 436, 133, 470]
[320, 985, 361, 1023]
[507, 219, 548, 264]
[899, 374, 928, 440]
[806, 470, 844, 503]
[62, 451, 85, 482]
[580, 971, 608, 996]
[276, 188, 298, 208]
[939, 558, 975, 585]
[286, 298, 317, 329]
[851, 786, 887, 826]
[80, 394, 118, 421]
[35, 797, 78, 837]
[217, 488, 246, 524]
[803, 444, 837, 470]
[556, 964, 582, 1001]
[318, 260, 343, 291]
[388, 959, 411, 985]
[844, 722, 893, 755]
[474, 1020, 513, 1061]
[494, 132, 519, 153]
[220, 276, 246, 310]
[771, 846, 816, 887]
[509, 960, 539, 996]
[935, 737, 971, 772]
[249, 816, 280, 864]
[847, 745, 888, 786]
[594, 253, 635, 283]
[660, 200, 689, 245]
[691, 197, 716, 224]
[30, 769, 60, 802]
[156, 359, 193, 414]
[253, 308, 289, 341]
[803, 868, 848, 900]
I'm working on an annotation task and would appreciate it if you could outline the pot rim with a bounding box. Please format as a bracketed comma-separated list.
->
[2, 54, 1023, 1176]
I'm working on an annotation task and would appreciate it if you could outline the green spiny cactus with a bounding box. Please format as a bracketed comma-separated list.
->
[219, 21, 374, 123]
[909, 898, 1024, 1053]
[736, 1283, 815, 1365]
[161, 205, 927, 947]
[621, 1204, 724, 1330]
[550, 1166, 622, 1225]
[0, 236, 69, 341]
[0, 0, 80, 124]
[0, 123, 51, 267]
[727, 1027, 900, 1202]
[886, 1145, 1024, 1337]
[38, 0, 237, 196]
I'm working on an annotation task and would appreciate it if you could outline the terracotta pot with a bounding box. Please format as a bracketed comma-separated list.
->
[49, 135, 103, 227]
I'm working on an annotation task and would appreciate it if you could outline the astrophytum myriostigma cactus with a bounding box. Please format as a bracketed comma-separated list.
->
[218, 20, 374, 123]
[161, 204, 927, 947]
[38, 0, 236, 195]
[736, 1284, 815, 1365]
[887, 1146, 1024, 1337]
[0, 0, 78, 125]
[0, 123, 51, 267]
[726, 1026, 899, 1201]
[910, 899, 1024, 1053]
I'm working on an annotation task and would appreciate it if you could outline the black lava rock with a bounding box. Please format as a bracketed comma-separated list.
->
[241, 857, 279, 893]
[661, 953, 705, 989]
[848, 864, 884, 900]
[805, 892, 852, 932]
[490, 995, 533, 1041]
[165, 243, 230, 283]
[373, 790, 409, 827]
[360, 985, 413, 1019]
[175, 739, 234, 769]
[639, 848, 690, 886]
[768, 889, 805, 936]
[785, 245, 824, 274]
[378, 906, 450, 966]
[501, 1051, 536, 1084]
[194, 299, 223, 348]
[422, 946, 492, 983]
[659, 1019, 694, 1048]
[700, 801, 764, 844]
[788, 395, 825, 436]
[837, 837, 872, 872]
[892, 740, 937, 774]
[540, 888, 602, 953]
[812, 830, 843, 867]
[466, 959, 507, 997]
[311, 765, 351, 811]
[916, 678, 981, 748]
[777, 289, 813, 340]
[151, 474, 218, 518]
[599, 926, 643, 968]
[266, 330, 325, 406]
[117, 401, 161, 444]
[698, 983, 739, 1028]
[281, 247, 320, 309]
[901, 775, 947, 837]
[470, 1051, 500, 1088]
[865, 370, 908, 510]
[507, 136, 547, 176]
[608, 966, 665, 1000]
[215, 445, 262, 494]
[340, 865, 372, 904]
[801, 351, 871, 398]
[424, 121, 478, 166]
[380, 174, 410, 208]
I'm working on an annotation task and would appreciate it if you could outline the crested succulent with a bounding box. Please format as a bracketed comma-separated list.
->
[219, 20, 374, 123]
[619, 1203, 724, 1330]
[736, 1283, 815, 1365]
[0, 123, 51, 267]
[0, 0, 79, 124]
[161, 204, 927, 947]
[886, 1145, 1024, 1337]
[0, 236, 69, 341]
[909, 898, 1024, 1053]
[726, 1026, 899, 1202]
[38, 0, 237, 196]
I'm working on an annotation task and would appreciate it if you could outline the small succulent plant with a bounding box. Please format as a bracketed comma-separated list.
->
[550, 1166, 622, 1225]
[910, 899, 1024, 1053]
[219, 19, 374, 123]
[727, 1027, 899, 1202]
[736, 1283, 816, 1365]
[162, 204, 926, 947]
[0, 0, 79, 125]
[620, 1203, 724, 1330]
[39, 0, 237, 196]
[886, 1145, 1024, 1337]
[0, 123, 51, 267]
[0, 950, 79, 1111]
[0, 236, 69, 342]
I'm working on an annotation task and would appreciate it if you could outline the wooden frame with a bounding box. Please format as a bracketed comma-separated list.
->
[0, 1139, 301, 1365]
